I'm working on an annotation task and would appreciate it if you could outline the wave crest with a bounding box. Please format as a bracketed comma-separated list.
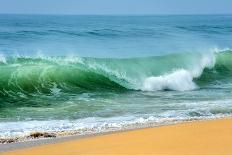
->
[0, 49, 231, 96]
[142, 52, 216, 91]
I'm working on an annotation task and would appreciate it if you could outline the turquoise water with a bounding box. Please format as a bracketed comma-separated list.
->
[0, 15, 232, 138]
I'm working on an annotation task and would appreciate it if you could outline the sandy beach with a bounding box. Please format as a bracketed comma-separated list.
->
[1, 118, 232, 155]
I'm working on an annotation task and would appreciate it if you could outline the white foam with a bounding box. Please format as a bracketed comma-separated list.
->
[191, 52, 215, 77]
[0, 113, 229, 139]
[142, 52, 216, 91]
[143, 69, 196, 91]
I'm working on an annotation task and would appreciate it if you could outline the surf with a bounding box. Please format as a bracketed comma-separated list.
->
[0, 50, 231, 97]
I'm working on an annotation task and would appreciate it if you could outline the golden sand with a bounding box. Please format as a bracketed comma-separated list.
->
[1, 118, 232, 155]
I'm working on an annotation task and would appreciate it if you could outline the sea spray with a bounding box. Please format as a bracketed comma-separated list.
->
[142, 52, 216, 91]
[143, 69, 197, 91]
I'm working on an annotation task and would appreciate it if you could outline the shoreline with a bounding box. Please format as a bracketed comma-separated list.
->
[1, 117, 232, 154]
[0, 115, 229, 145]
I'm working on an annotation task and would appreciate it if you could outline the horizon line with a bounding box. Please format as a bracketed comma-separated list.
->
[0, 13, 232, 16]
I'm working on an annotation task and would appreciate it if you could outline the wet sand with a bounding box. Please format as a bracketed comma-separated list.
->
[1, 118, 232, 155]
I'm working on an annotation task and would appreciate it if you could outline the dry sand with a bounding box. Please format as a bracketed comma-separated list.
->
[1, 118, 232, 155]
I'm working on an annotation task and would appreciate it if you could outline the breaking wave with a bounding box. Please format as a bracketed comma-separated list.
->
[0, 49, 231, 97]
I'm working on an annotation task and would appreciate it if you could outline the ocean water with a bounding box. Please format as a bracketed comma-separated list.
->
[0, 15, 232, 138]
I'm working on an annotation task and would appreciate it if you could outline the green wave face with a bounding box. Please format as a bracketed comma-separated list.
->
[0, 50, 231, 97]
[0, 58, 128, 96]
[196, 51, 232, 86]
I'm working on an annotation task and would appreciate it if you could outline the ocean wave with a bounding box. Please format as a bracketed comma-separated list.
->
[0, 49, 231, 96]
